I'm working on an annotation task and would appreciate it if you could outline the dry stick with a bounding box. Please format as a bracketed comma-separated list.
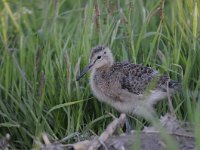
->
[0, 134, 10, 150]
[88, 113, 127, 150]
[67, 113, 194, 150]
[42, 133, 51, 145]
[66, 140, 92, 150]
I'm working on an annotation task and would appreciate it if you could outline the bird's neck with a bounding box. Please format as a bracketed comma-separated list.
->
[96, 63, 113, 73]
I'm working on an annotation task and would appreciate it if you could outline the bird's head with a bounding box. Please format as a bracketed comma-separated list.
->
[76, 45, 114, 81]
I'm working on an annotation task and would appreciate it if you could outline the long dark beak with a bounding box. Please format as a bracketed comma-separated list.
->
[76, 63, 93, 81]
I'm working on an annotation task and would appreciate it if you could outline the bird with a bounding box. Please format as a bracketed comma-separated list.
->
[76, 45, 180, 120]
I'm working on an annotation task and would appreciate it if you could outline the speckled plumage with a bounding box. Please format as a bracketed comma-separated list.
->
[77, 45, 180, 119]
[90, 45, 106, 59]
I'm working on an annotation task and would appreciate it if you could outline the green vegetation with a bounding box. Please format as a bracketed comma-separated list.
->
[0, 0, 199, 149]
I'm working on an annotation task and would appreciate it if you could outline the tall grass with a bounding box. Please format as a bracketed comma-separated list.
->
[0, 0, 199, 149]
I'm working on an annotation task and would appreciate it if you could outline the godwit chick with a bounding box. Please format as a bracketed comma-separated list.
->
[76, 45, 180, 120]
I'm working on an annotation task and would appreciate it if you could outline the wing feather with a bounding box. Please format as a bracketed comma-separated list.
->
[112, 62, 159, 95]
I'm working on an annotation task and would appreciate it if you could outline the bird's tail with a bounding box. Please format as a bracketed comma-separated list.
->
[158, 75, 181, 92]
[168, 80, 181, 91]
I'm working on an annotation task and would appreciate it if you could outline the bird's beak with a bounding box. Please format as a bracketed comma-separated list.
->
[76, 62, 93, 81]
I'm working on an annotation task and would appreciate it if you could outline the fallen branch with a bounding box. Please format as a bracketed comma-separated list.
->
[0, 133, 10, 150]
[31, 113, 195, 150]
[66, 113, 195, 150]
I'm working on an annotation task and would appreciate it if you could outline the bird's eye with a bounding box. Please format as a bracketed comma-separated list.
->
[104, 51, 106, 54]
[97, 56, 101, 59]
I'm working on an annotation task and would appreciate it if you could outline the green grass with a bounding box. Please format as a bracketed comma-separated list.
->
[0, 0, 200, 149]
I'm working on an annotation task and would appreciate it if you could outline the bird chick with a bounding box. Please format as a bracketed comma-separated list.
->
[76, 45, 180, 120]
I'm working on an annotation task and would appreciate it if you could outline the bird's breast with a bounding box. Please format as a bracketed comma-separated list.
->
[90, 70, 110, 103]
[89, 70, 148, 114]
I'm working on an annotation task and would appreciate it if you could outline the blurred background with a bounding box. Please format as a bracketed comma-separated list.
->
[0, 0, 200, 149]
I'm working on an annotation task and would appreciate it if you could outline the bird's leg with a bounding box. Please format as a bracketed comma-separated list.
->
[125, 116, 132, 133]
[166, 84, 176, 118]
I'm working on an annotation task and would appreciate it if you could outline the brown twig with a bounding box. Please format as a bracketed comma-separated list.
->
[68, 113, 195, 150]
[88, 113, 127, 150]
[94, 4, 100, 31]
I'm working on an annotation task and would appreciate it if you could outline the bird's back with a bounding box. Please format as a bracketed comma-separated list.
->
[108, 62, 179, 95]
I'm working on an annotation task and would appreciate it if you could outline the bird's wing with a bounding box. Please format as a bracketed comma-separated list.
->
[112, 62, 159, 95]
